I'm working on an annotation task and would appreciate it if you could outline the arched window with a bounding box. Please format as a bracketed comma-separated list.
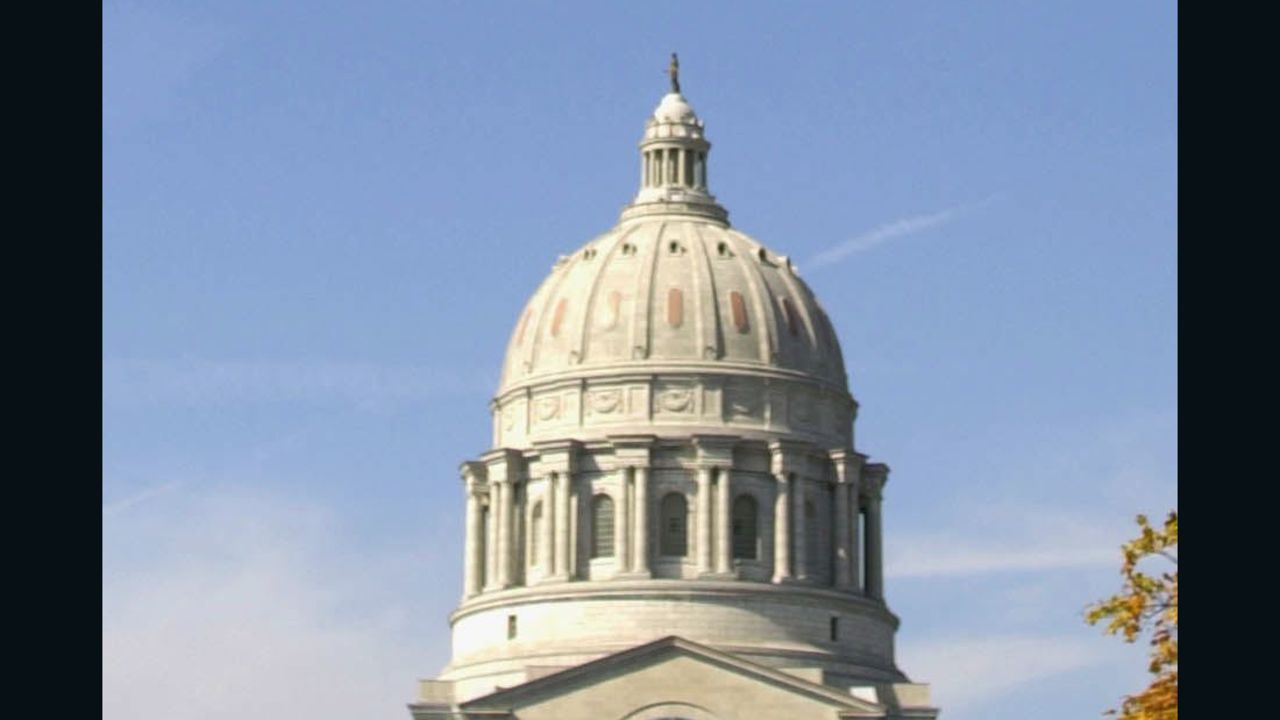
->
[591, 495, 614, 559]
[530, 502, 543, 566]
[660, 493, 688, 557]
[805, 500, 818, 574]
[731, 495, 758, 559]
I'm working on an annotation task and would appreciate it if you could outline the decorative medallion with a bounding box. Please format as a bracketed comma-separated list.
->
[534, 396, 562, 421]
[657, 386, 694, 413]
[589, 389, 623, 415]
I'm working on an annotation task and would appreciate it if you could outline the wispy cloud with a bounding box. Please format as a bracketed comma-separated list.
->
[103, 481, 183, 517]
[103, 486, 451, 720]
[887, 537, 1115, 579]
[886, 502, 1126, 579]
[103, 357, 493, 409]
[805, 198, 994, 270]
[897, 634, 1116, 714]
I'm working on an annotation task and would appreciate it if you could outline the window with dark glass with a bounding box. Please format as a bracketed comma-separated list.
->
[660, 492, 688, 557]
[530, 502, 542, 565]
[591, 495, 614, 558]
[731, 495, 758, 559]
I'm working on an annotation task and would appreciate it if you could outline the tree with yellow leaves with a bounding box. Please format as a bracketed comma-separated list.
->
[1086, 511, 1178, 719]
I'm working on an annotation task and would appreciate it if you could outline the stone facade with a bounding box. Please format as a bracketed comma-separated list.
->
[412, 69, 937, 720]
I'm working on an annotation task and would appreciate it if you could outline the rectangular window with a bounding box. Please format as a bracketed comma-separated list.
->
[830, 616, 839, 641]
[507, 614, 518, 640]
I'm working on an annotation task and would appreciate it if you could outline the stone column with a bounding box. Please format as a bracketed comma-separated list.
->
[463, 485, 482, 598]
[833, 480, 852, 590]
[792, 475, 807, 581]
[553, 471, 571, 580]
[849, 480, 863, 593]
[633, 466, 650, 574]
[772, 472, 791, 583]
[829, 452, 854, 591]
[485, 482, 499, 590]
[696, 466, 713, 574]
[865, 494, 884, 600]
[616, 467, 630, 571]
[495, 480, 512, 588]
[540, 477, 554, 577]
[715, 466, 732, 574]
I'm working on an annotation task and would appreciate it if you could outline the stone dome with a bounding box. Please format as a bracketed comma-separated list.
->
[653, 91, 698, 123]
[499, 221, 847, 392]
[439, 65, 907, 707]
[492, 90, 856, 451]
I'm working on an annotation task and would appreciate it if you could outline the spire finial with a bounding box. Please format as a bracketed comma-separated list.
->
[668, 53, 680, 94]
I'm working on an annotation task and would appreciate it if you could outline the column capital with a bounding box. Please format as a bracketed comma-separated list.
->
[692, 434, 738, 468]
[829, 445, 870, 484]
[481, 448, 524, 485]
[460, 461, 488, 493]
[529, 439, 581, 475]
[827, 449, 864, 484]
[460, 460, 487, 481]
[862, 462, 889, 499]
[768, 439, 810, 476]
[608, 434, 657, 467]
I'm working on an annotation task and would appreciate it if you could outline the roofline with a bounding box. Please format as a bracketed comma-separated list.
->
[459, 635, 886, 715]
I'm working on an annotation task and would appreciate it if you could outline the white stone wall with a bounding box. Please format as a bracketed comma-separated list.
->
[442, 584, 900, 700]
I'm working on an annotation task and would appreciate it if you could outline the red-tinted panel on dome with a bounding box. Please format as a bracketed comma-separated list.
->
[602, 291, 621, 329]
[516, 309, 533, 344]
[781, 298, 798, 337]
[667, 288, 684, 328]
[730, 291, 749, 333]
[551, 298, 568, 337]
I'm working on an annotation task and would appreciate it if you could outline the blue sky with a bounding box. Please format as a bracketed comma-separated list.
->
[103, 3, 1176, 719]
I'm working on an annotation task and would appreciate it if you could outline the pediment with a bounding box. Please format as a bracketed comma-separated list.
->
[459, 635, 886, 719]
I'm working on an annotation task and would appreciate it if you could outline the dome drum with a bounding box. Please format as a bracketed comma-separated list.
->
[493, 371, 856, 449]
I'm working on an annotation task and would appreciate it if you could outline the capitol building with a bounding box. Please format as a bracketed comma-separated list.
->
[410, 60, 938, 720]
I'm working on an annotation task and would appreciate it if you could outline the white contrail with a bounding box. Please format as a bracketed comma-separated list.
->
[806, 197, 993, 270]
[103, 480, 182, 517]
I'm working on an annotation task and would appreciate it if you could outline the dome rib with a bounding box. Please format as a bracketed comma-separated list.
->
[770, 249, 823, 374]
[577, 225, 635, 365]
[729, 230, 781, 366]
[628, 221, 666, 361]
[524, 250, 579, 379]
[691, 219, 721, 358]
[688, 221, 722, 361]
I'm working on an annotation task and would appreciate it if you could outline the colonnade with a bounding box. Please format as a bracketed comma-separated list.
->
[460, 443, 886, 601]
[642, 147, 707, 190]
